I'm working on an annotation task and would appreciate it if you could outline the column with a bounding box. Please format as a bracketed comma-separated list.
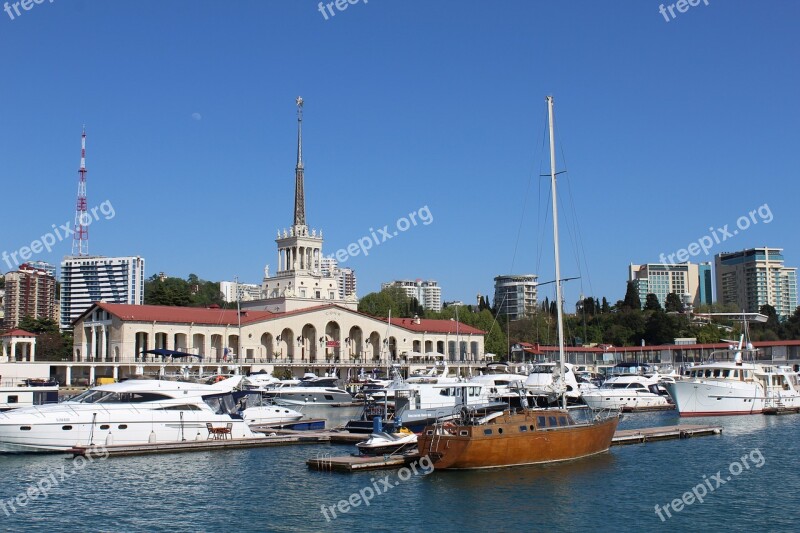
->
[65, 366, 72, 386]
[112, 366, 119, 380]
[277, 251, 281, 272]
[30, 340, 35, 362]
[89, 366, 96, 386]
[1, 340, 6, 360]
[11, 341, 17, 362]
[101, 325, 108, 362]
[90, 325, 97, 361]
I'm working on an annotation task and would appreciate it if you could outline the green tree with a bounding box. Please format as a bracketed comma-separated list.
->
[665, 293, 684, 313]
[622, 281, 641, 311]
[601, 297, 610, 313]
[644, 293, 662, 311]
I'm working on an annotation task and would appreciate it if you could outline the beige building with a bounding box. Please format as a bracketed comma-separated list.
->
[71, 302, 486, 367]
[3, 264, 57, 329]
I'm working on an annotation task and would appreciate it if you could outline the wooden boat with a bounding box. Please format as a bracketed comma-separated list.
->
[418, 408, 619, 469]
[418, 96, 621, 470]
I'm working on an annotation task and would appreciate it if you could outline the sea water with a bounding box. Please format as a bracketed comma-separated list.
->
[0, 411, 797, 532]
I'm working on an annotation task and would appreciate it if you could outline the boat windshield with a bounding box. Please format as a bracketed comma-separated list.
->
[204, 394, 237, 415]
[69, 390, 173, 403]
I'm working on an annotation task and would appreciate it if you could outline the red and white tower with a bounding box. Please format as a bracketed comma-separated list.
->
[72, 127, 89, 256]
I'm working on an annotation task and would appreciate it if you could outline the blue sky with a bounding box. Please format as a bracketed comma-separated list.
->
[1, 0, 798, 307]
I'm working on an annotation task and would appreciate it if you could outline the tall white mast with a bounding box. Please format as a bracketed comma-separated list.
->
[546, 96, 567, 410]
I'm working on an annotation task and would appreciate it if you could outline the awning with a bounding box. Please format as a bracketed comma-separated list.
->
[143, 348, 203, 360]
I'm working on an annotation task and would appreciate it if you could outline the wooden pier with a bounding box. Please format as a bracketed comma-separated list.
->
[763, 406, 800, 415]
[68, 433, 331, 458]
[306, 424, 723, 472]
[621, 404, 676, 413]
[611, 424, 722, 445]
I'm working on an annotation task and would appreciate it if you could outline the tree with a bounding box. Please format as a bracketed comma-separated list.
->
[16, 316, 71, 361]
[665, 293, 684, 313]
[644, 293, 662, 311]
[622, 281, 641, 311]
[601, 297, 610, 314]
[357, 286, 415, 318]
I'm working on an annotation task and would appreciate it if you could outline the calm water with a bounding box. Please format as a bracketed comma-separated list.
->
[0, 411, 797, 532]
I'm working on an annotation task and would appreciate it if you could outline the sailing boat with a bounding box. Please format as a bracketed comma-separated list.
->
[417, 96, 621, 469]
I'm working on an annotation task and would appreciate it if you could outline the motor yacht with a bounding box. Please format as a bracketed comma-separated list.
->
[0, 376, 261, 453]
[581, 373, 672, 411]
[0, 378, 59, 411]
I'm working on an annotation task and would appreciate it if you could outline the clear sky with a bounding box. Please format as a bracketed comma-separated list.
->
[1, 0, 798, 308]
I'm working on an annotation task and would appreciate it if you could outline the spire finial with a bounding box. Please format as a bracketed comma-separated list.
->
[293, 97, 306, 227]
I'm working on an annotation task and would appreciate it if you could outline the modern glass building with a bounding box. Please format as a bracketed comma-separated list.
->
[715, 247, 798, 319]
[493, 274, 538, 320]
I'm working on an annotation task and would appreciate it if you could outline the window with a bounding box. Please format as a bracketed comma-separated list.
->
[483, 429, 493, 435]
[537, 416, 546, 427]
[558, 416, 568, 427]
[100, 425, 110, 430]
[548, 416, 558, 427]
[324, 395, 334, 401]
[20, 426, 31, 431]
[118, 424, 128, 430]
[7, 396, 18, 404]
[519, 426, 528, 432]
[498, 428, 504, 434]
[62, 425, 73, 430]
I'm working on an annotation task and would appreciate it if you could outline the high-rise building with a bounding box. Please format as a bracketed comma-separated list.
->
[628, 262, 710, 308]
[25, 261, 56, 279]
[219, 281, 263, 303]
[493, 274, 537, 320]
[59, 256, 145, 330]
[715, 247, 798, 319]
[3, 263, 57, 329]
[381, 280, 442, 312]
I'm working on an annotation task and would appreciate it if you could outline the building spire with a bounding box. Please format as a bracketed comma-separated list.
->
[294, 96, 306, 227]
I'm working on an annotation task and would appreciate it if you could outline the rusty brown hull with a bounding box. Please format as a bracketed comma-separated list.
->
[418, 410, 620, 470]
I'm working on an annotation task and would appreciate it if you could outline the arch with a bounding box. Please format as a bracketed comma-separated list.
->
[448, 341, 456, 360]
[113, 346, 120, 362]
[388, 336, 398, 360]
[436, 340, 445, 356]
[210, 334, 223, 362]
[325, 321, 341, 361]
[470, 341, 479, 360]
[227, 335, 240, 361]
[368, 331, 381, 360]
[302, 324, 317, 362]
[135, 332, 149, 361]
[192, 333, 205, 357]
[425, 340, 433, 353]
[413, 340, 422, 353]
[154, 332, 168, 350]
[260, 333, 274, 361]
[279, 328, 294, 359]
[459, 341, 468, 361]
[174, 333, 188, 352]
[348, 326, 363, 359]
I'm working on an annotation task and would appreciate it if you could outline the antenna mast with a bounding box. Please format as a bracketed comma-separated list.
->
[72, 127, 89, 256]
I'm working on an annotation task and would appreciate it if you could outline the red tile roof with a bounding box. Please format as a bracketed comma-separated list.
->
[0, 329, 36, 337]
[389, 317, 485, 335]
[87, 303, 275, 326]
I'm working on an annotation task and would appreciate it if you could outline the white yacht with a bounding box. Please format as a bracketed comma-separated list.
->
[260, 374, 354, 406]
[0, 378, 59, 411]
[0, 376, 262, 453]
[665, 361, 800, 416]
[582, 373, 672, 411]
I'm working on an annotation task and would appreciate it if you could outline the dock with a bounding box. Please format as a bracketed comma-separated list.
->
[68, 433, 332, 458]
[611, 424, 722, 445]
[621, 404, 676, 413]
[306, 424, 723, 472]
[763, 406, 800, 415]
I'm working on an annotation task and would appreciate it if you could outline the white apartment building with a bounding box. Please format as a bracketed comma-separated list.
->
[219, 281, 263, 303]
[59, 256, 145, 330]
[493, 274, 538, 320]
[381, 280, 442, 312]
